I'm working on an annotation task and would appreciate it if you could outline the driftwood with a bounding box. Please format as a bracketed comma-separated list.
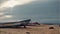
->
[49, 27, 54, 29]
[26, 32, 30, 34]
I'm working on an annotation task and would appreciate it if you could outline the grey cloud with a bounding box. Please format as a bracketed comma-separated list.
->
[0, 0, 59, 24]
[0, 0, 8, 3]
[11, 0, 58, 23]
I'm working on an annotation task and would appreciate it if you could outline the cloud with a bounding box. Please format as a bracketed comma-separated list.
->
[0, 0, 59, 23]
[0, 0, 8, 3]
[0, 0, 35, 21]
[0, 0, 35, 14]
[0, 15, 13, 19]
[0, 0, 50, 11]
[4, 15, 12, 18]
[0, 0, 35, 9]
[0, 0, 33, 20]
[0, 13, 4, 15]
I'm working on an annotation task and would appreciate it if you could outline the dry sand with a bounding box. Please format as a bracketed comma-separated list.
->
[0, 25, 60, 34]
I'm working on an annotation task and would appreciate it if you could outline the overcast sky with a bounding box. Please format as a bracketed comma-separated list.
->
[0, 0, 60, 24]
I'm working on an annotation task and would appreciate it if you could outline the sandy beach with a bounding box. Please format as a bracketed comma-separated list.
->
[0, 25, 60, 34]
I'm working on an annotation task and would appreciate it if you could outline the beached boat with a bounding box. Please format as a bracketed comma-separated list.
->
[0, 19, 31, 28]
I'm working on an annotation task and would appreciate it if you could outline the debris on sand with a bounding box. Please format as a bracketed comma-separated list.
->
[49, 27, 54, 29]
[26, 32, 30, 34]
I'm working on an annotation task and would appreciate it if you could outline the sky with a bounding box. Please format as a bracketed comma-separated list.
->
[0, 0, 60, 24]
